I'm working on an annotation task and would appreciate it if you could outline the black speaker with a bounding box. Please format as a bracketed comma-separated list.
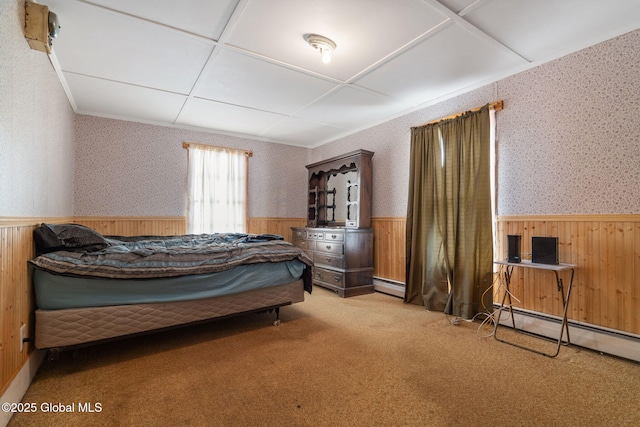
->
[507, 235, 521, 263]
[532, 236, 559, 265]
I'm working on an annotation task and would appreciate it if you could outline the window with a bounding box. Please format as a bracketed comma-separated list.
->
[489, 108, 497, 259]
[405, 103, 499, 318]
[184, 143, 250, 234]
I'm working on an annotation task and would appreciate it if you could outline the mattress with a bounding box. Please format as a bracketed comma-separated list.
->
[34, 259, 306, 310]
[30, 225, 313, 351]
[35, 279, 304, 350]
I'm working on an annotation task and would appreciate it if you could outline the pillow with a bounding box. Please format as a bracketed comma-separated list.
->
[33, 223, 110, 255]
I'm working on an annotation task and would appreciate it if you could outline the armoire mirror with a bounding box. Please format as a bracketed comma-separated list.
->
[325, 170, 358, 225]
[305, 149, 373, 229]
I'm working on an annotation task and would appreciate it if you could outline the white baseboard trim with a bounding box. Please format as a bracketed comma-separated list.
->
[373, 277, 405, 298]
[495, 305, 640, 362]
[1, 350, 46, 427]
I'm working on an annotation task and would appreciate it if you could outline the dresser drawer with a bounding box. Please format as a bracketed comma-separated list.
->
[292, 229, 306, 239]
[316, 242, 343, 255]
[306, 231, 324, 240]
[323, 231, 344, 242]
[313, 267, 344, 287]
[314, 252, 344, 268]
[293, 239, 316, 251]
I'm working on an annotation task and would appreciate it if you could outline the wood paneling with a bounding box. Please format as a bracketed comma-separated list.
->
[249, 217, 408, 284]
[371, 217, 406, 283]
[247, 217, 307, 243]
[5, 213, 635, 394]
[361, 214, 639, 336]
[0, 216, 184, 395]
[0, 217, 76, 395]
[1, 224, 34, 395]
[188, 216, 404, 284]
[497, 215, 640, 336]
[73, 216, 185, 236]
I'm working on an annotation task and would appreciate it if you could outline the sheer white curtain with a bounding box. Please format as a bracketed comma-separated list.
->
[489, 109, 497, 260]
[186, 146, 247, 234]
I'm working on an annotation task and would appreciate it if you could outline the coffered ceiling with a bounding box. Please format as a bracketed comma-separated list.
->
[41, 0, 640, 147]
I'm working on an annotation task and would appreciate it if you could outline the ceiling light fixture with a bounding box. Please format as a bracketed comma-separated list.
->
[304, 34, 336, 64]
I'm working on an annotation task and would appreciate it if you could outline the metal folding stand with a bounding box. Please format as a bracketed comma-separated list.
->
[493, 260, 577, 357]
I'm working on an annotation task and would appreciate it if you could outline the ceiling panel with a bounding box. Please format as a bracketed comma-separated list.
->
[64, 73, 187, 123]
[46, 0, 214, 94]
[86, 0, 241, 40]
[177, 98, 287, 136]
[463, 0, 640, 61]
[295, 85, 408, 129]
[195, 50, 339, 115]
[40, 0, 640, 147]
[224, 0, 449, 82]
[436, 0, 480, 14]
[356, 22, 525, 106]
[260, 117, 348, 146]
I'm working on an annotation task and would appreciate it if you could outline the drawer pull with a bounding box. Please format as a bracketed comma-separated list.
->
[325, 257, 332, 262]
[331, 234, 337, 239]
[326, 245, 332, 250]
[334, 275, 341, 282]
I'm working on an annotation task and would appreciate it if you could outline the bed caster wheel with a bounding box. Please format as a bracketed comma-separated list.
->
[273, 319, 281, 326]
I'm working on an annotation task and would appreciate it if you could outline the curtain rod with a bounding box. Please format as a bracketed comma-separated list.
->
[420, 100, 503, 127]
[182, 142, 253, 157]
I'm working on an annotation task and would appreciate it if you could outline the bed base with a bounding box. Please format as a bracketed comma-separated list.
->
[45, 303, 288, 359]
[35, 280, 305, 353]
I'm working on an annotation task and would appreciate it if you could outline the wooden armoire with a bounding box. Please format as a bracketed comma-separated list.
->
[291, 149, 374, 297]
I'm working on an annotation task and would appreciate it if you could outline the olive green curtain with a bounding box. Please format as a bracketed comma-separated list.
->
[404, 105, 493, 319]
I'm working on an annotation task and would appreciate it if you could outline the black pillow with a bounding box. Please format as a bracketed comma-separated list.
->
[33, 223, 110, 255]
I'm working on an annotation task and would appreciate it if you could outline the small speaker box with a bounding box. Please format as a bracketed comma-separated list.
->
[532, 236, 559, 265]
[507, 235, 521, 263]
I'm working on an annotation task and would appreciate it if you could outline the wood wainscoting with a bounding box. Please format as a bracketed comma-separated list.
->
[1, 222, 38, 395]
[4, 213, 637, 392]
[248, 217, 408, 285]
[247, 217, 307, 243]
[0, 217, 73, 395]
[73, 216, 186, 236]
[223, 214, 640, 338]
[371, 217, 406, 284]
[497, 215, 640, 336]
[368, 214, 639, 339]
[0, 216, 185, 396]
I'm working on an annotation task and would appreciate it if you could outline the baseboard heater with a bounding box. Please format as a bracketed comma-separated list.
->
[373, 277, 405, 298]
[494, 304, 640, 362]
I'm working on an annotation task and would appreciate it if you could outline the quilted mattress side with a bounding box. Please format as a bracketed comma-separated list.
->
[35, 280, 304, 349]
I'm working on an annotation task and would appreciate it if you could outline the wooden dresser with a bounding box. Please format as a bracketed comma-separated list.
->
[291, 149, 375, 297]
[292, 226, 374, 297]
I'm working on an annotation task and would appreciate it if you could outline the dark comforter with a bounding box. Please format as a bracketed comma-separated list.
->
[29, 224, 313, 292]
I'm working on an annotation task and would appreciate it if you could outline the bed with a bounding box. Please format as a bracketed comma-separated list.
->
[28, 223, 313, 352]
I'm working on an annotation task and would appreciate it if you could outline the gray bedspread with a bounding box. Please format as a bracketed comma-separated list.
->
[29, 232, 313, 291]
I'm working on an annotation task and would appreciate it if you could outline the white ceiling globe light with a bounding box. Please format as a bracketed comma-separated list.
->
[304, 34, 336, 64]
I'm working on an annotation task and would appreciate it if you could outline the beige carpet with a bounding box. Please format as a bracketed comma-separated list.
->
[8, 288, 640, 427]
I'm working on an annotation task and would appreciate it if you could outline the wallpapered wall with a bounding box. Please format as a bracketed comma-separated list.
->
[496, 29, 640, 215]
[70, 28, 640, 219]
[311, 84, 497, 217]
[0, 0, 75, 217]
[315, 29, 640, 217]
[73, 116, 309, 218]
